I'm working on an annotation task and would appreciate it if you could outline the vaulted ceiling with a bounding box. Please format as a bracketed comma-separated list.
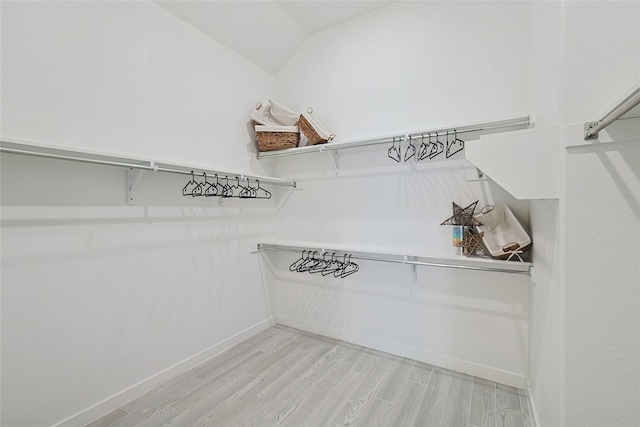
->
[154, 1, 395, 74]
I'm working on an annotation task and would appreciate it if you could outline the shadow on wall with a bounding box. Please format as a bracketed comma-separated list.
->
[261, 251, 529, 380]
[270, 142, 531, 224]
[245, 119, 258, 154]
[262, 252, 529, 319]
[566, 138, 640, 222]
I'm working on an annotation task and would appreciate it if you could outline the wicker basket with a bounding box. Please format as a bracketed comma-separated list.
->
[255, 125, 300, 152]
[298, 108, 335, 145]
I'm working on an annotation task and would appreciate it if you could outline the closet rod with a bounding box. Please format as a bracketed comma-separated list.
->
[584, 85, 640, 139]
[257, 115, 531, 159]
[256, 243, 531, 276]
[0, 143, 296, 188]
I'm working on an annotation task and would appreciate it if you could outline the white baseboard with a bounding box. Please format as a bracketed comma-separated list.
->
[54, 319, 272, 427]
[276, 315, 527, 389]
[526, 382, 541, 427]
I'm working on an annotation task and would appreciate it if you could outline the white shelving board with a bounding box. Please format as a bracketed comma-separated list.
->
[256, 115, 531, 160]
[465, 126, 560, 200]
[257, 240, 532, 276]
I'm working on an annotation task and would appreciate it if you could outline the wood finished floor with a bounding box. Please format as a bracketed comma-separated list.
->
[87, 325, 533, 427]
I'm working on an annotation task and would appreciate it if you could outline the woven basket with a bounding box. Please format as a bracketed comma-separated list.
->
[475, 205, 532, 260]
[255, 125, 299, 152]
[298, 108, 335, 145]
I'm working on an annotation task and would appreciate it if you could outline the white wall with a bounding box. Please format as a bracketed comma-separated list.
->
[562, 125, 640, 427]
[276, 1, 530, 142]
[527, 2, 640, 426]
[526, 2, 640, 426]
[528, 197, 564, 426]
[0, 1, 273, 172]
[1, 2, 277, 426]
[559, 2, 640, 426]
[268, 1, 533, 387]
[4, 2, 638, 426]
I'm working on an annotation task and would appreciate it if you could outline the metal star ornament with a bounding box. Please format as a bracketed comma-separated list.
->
[440, 201, 483, 226]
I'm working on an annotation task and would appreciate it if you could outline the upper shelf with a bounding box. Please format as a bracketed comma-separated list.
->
[256, 116, 531, 159]
[0, 139, 296, 188]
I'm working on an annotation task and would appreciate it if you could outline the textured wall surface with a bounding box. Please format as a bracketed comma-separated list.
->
[526, 2, 640, 426]
[560, 2, 640, 426]
[563, 129, 640, 426]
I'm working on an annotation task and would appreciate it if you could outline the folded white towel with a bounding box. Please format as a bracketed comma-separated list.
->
[250, 100, 298, 127]
[254, 125, 299, 133]
[268, 99, 298, 126]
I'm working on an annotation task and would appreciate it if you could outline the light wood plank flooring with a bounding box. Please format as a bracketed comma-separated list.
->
[87, 325, 533, 427]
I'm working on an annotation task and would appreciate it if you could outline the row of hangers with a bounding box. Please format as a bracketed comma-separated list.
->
[388, 130, 465, 163]
[182, 172, 272, 199]
[289, 251, 360, 278]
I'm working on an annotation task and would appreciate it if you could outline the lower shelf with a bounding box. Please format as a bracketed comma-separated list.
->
[256, 240, 532, 276]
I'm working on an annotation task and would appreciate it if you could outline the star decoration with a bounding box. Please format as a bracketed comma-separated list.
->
[461, 229, 485, 256]
[440, 201, 483, 226]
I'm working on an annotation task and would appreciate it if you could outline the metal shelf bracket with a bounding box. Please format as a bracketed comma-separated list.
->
[321, 146, 339, 175]
[404, 255, 417, 282]
[127, 168, 144, 205]
[127, 161, 157, 205]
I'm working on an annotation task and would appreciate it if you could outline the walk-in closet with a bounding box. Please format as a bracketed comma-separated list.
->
[1, 1, 638, 426]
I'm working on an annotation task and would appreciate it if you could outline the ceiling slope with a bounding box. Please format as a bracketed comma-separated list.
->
[154, 1, 394, 74]
[276, 1, 394, 35]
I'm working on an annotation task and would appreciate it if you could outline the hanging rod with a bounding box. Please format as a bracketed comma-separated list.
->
[0, 141, 296, 188]
[256, 115, 531, 159]
[584, 84, 640, 139]
[256, 242, 532, 276]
